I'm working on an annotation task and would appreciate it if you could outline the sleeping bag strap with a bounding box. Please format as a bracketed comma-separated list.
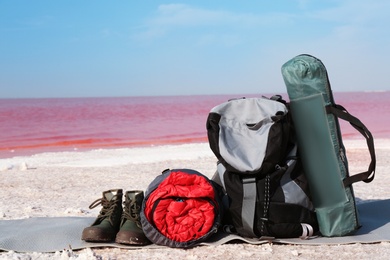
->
[326, 104, 376, 186]
[241, 177, 257, 237]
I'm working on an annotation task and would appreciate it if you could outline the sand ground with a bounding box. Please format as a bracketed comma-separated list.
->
[0, 140, 389, 259]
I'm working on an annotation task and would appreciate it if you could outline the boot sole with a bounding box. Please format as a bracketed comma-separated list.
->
[115, 238, 150, 246]
[81, 230, 116, 243]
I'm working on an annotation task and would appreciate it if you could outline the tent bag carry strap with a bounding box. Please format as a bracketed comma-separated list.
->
[326, 104, 376, 186]
[281, 54, 376, 237]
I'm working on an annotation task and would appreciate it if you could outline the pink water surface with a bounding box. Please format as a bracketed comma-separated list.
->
[1, 92, 388, 158]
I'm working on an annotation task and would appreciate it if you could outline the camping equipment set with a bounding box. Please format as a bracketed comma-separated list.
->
[82, 54, 376, 248]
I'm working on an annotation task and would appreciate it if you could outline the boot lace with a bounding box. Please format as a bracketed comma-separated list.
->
[89, 195, 120, 225]
[122, 198, 142, 228]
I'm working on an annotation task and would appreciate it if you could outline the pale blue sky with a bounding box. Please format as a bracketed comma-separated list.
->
[1, 0, 389, 98]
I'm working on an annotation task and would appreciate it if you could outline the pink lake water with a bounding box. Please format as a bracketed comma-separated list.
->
[1, 92, 388, 158]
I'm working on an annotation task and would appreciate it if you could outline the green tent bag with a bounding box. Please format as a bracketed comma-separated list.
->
[281, 54, 376, 236]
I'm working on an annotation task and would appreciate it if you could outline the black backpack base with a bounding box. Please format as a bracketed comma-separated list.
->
[212, 144, 319, 239]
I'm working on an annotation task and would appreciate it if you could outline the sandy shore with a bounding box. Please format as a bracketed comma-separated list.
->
[1, 139, 389, 259]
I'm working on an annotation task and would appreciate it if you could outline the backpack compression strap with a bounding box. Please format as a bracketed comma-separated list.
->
[217, 163, 258, 238]
[241, 177, 257, 237]
[300, 223, 314, 239]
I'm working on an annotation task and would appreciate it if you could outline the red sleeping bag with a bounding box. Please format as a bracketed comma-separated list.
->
[141, 169, 223, 248]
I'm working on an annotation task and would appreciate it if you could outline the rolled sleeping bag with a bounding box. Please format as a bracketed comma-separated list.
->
[140, 169, 224, 248]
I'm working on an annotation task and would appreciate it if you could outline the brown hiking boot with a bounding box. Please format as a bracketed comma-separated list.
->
[115, 190, 151, 245]
[81, 189, 123, 242]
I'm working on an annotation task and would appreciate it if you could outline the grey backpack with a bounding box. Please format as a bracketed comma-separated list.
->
[206, 96, 318, 238]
